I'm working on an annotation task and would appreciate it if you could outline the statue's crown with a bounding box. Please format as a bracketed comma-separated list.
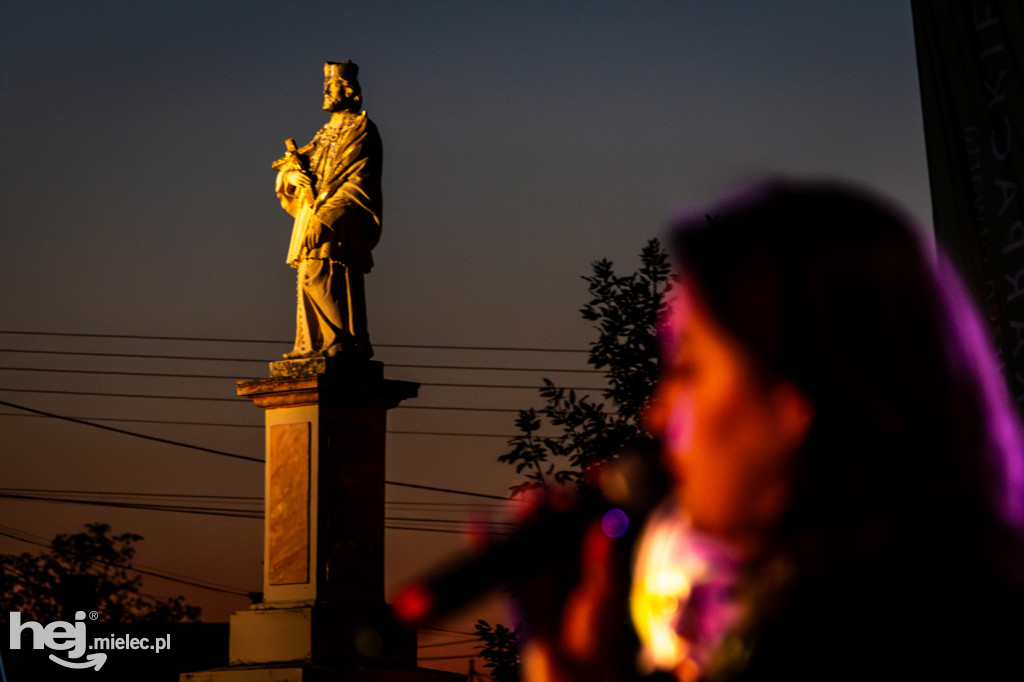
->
[324, 60, 359, 82]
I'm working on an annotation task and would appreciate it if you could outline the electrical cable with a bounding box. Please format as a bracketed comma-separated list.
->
[418, 637, 480, 648]
[0, 524, 249, 595]
[383, 526, 511, 536]
[0, 487, 261, 502]
[390, 363, 599, 374]
[0, 412, 263, 428]
[0, 348, 267, 363]
[0, 527, 250, 596]
[0, 366, 607, 391]
[0, 348, 601, 372]
[0, 489, 520, 516]
[0, 389, 576, 414]
[423, 381, 605, 391]
[422, 626, 477, 636]
[0, 493, 263, 518]
[0, 387, 242, 402]
[0, 413, 523, 437]
[0, 330, 587, 353]
[386, 430, 514, 438]
[0, 491, 514, 524]
[0, 366, 254, 380]
[388, 500, 516, 506]
[0, 498, 514, 537]
[399, 405, 519, 413]
[383, 481, 507, 501]
[385, 517, 518, 527]
[0, 401, 515, 500]
[0, 398, 264, 462]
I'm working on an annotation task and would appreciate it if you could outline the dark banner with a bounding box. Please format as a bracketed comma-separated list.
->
[913, 1, 1024, 405]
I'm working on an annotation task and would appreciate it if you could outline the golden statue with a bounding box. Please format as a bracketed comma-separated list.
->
[273, 61, 382, 359]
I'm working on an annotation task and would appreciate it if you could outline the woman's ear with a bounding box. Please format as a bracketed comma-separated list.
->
[772, 383, 815, 450]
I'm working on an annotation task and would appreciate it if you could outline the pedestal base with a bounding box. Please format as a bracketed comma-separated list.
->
[228, 605, 415, 667]
[268, 358, 384, 381]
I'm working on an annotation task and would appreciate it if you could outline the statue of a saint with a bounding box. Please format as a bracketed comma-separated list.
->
[273, 61, 382, 359]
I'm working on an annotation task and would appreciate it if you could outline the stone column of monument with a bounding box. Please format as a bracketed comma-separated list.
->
[181, 61, 463, 682]
[227, 359, 419, 671]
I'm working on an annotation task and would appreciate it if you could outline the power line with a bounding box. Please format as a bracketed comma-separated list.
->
[396, 525, 510, 536]
[0, 488, 517, 512]
[0, 499, 510, 540]
[387, 500, 519, 507]
[0, 527, 251, 596]
[0, 330, 587, 353]
[422, 626, 477, 636]
[0, 388, 567, 414]
[0, 497, 503, 538]
[418, 638, 480, 648]
[0, 490, 513, 518]
[0, 366, 254, 380]
[400, 405, 519, 414]
[0, 401, 513, 500]
[0, 412, 518, 437]
[424, 381, 605, 391]
[0, 524, 249, 593]
[0, 496, 517, 536]
[384, 480, 507, 501]
[0, 412, 263, 428]
[0, 487, 262, 502]
[386, 508, 516, 514]
[391, 343, 584, 353]
[0, 348, 267, 363]
[385, 517, 518, 527]
[0, 493, 263, 518]
[391, 363, 599, 374]
[385, 525, 511, 537]
[0, 387, 242, 402]
[0, 348, 601, 373]
[0, 366, 607, 391]
[0, 398, 264, 463]
[387, 430, 513, 438]
[0, 331, 281, 344]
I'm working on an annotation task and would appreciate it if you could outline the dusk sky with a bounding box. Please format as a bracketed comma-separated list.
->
[1, 0, 930, 673]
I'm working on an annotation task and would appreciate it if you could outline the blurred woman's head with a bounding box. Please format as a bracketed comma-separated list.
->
[646, 281, 814, 556]
[649, 179, 1023, 559]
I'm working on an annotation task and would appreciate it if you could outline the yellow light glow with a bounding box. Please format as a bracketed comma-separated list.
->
[630, 503, 704, 673]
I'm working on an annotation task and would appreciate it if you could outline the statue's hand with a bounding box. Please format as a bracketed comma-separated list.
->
[304, 219, 329, 250]
[289, 170, 313, 192]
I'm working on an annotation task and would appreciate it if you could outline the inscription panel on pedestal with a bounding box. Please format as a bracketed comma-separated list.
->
[269, 422, 310, 584]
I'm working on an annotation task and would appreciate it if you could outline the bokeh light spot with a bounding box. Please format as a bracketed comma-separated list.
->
[601, 508, 629, 538]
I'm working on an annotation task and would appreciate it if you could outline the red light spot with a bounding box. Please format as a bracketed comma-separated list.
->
[392, 583, 435, 625]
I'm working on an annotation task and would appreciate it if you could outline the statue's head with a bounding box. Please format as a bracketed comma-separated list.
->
[323, 61, 362, 113]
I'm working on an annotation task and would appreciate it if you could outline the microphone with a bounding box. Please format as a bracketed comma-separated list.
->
[391, 450, 667, 627]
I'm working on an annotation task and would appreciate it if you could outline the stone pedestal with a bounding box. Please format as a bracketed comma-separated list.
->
[182, 360, 463, 682]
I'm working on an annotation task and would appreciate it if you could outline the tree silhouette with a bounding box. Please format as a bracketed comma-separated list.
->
[0, 522, 201, 623]
[474, 620, 522, 682]
[476, 239, 671, 680]
[499, 238, 671, 495]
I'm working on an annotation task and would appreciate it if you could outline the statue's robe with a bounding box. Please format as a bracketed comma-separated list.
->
[275, 111, 382, 358]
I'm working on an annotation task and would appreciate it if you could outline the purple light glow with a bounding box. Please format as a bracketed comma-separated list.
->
[601, 508, 630, 538]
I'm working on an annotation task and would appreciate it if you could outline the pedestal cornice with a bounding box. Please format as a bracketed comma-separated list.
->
[237, 373, 419, 409]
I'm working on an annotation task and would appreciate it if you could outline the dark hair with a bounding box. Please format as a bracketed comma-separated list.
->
[671, 178, 1024, 565]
